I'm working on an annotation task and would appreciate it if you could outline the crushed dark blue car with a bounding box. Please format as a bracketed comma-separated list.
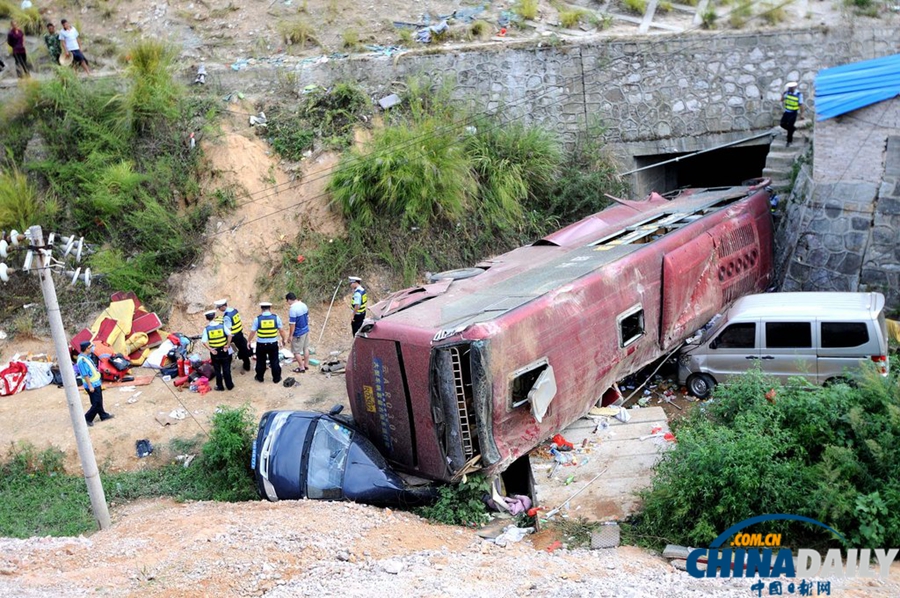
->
[251, 406, 437, 507]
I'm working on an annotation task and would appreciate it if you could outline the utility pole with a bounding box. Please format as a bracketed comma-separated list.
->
[29, 225, 111, 530]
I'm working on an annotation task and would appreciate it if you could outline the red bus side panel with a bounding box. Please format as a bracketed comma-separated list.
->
[660, 233, 721, 351]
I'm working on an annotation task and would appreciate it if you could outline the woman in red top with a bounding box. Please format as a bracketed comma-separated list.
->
[6, 20, 29, 78]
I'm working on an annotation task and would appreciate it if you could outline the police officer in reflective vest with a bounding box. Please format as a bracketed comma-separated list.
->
[247, 300, 287, 384]
[76, 340, 113, 426]
[349, 276, 368, 336]
[202, 310, 234, 391]
[780, 81, 804, 147]
[214, 298, 251, 372]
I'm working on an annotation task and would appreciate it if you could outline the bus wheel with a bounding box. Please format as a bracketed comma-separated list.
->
[427, 268, 485, 283]
[687, 374, 716, 399]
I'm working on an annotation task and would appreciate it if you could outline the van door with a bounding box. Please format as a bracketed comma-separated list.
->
[817, 320, 876, 383]
[702, 320, 760, 382]
[761, 321, 817, 384]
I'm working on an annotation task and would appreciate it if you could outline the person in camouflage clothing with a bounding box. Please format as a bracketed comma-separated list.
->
[44, 22, 62, 64]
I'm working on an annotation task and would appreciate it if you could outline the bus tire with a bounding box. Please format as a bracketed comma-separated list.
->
[687, 373, 716, 399]
[427, 268, 485, 283]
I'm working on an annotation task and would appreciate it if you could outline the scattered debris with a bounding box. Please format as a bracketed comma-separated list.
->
[416, 20, 448, 43]
[591, 523, 621, 549]
[378, 94, 402, 110]
[493, 525, 534, 547]
[249, 112, 268, 127]
[135, 439, 153, 458]
[194, 63, 206, 85]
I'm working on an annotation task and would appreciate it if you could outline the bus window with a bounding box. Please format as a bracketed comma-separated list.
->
[509, 359, 556, 422]
[618, 306, 645, 348]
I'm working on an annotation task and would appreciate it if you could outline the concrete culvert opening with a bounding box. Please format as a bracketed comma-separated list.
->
[632, 143, 771, 197]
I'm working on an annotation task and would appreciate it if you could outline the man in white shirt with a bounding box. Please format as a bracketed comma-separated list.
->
[59, 19, 91, 74]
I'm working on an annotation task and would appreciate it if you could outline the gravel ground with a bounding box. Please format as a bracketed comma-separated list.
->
[1, 499, 898, 597]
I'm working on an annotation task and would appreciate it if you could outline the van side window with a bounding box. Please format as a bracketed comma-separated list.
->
[618, 306, 645, 348]
[766, 322, 812, 348]
[712, 323, 756, 349]
[821, 322, 869, 348]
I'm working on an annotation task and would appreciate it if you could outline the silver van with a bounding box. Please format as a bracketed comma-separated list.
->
[678, 292, 890, 398]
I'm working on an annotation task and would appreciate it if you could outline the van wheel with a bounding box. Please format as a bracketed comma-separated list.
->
[427, 268, 485, 283]
[687, 374, 716, 399]
[824, 377, 856, 389]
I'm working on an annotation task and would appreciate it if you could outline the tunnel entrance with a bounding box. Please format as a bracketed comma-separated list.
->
[632, 143, 770, 197]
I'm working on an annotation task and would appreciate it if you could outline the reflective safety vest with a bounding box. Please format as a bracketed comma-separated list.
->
[206, 322, 228, 348]
[215, 307, 243, 334]
[256, 313, 279, 339]
[77, 354, 101, 386]
[783, 92, 800, 112]
[353, 287, 368, 315]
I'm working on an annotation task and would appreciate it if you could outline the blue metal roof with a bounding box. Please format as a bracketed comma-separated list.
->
[814, 53, 900, 121]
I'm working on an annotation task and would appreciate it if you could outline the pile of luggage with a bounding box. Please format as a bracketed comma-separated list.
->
[68, 291, 166, 383]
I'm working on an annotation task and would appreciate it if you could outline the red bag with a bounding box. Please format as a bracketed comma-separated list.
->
[0, 361, 28, 396]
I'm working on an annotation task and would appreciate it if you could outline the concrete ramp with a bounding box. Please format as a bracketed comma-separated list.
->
[531, 406, 672, 522]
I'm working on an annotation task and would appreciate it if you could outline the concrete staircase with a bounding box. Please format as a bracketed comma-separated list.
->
[762, 124, 812, 192]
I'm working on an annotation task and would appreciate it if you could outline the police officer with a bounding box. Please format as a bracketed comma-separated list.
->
[214, 298, 251, 372]
[76, 341, 113, 426]
[780, 81, 804, 147]
[202, 310, 234, 391]
[247, 301, 287, 384]
[349, 276, 368, 336]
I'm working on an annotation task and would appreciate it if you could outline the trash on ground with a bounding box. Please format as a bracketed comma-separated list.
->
[136, 439, 154, 458]
[493, 525, 534, 546]
[378, 94, 402, 110]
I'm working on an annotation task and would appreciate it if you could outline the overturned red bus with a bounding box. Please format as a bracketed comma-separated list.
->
[346, 182, 775, 483]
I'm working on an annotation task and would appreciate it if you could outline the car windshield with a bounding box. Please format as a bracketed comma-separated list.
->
[306, 419, 352, 499]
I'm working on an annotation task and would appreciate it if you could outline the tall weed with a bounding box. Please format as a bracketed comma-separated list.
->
[0, 166, 58, 231]
[201, 405, 258, 501]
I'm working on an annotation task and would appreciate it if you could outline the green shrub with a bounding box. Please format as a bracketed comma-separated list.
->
[635, 361, 900, 549]
[328, 117, 476, 228]
[418, 474, 491, 525]
[701, 6, 717, 28]
[200, 405, 258, 501]
[466, 121, 562, 229]
[514, 0, 539, 20]
[398, 28, 413, 44]
[125, 41, 180, 134]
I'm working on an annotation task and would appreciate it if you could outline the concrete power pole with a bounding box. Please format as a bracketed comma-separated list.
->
[29, 225, 111, 530]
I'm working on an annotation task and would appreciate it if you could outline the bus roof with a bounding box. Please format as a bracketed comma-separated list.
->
[727, 292, 886, 319]
[371, 185, 765, 332]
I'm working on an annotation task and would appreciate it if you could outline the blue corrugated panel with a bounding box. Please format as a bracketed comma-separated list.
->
[814, 53, 900, 121]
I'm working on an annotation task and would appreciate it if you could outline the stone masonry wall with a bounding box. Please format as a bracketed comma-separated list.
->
[212, 26, 899, 158]
[780, 99, 900, 309]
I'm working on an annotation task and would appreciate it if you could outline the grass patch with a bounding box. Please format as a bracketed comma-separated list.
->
[701, 6, 717, 28]
[634, 361, 900, 550]
[341, 28, 359, 49]
[0, 406, 257, 538]
[469, 19, 492, 40]
[279, 18, 320, 49]
[559, 8, 592, 28]
[266, 82, 370, 159]
[0, 40, 218, 311]
[0, 165, 58, 231]
[728, 1, 754, 27]
[760, 1, 788, 24]
[622, 0, 647, 14]
[514, 0, 539, 20]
